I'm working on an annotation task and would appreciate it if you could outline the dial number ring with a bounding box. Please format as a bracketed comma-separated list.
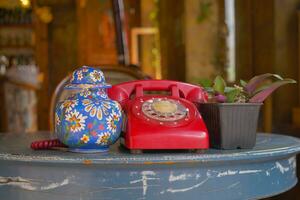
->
[142, 98, 188, 122]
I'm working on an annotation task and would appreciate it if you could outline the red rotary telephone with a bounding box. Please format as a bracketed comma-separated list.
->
[108, 80, 209, 152]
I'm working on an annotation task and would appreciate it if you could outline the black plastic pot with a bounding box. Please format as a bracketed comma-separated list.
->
[198, 103, 262, 149]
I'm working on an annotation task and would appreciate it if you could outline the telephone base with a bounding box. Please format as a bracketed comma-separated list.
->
[130, 149, 143, 154]
[189, 149, 206, 153]
[121, 142, 207, 154]
[127, 149, 205, 154]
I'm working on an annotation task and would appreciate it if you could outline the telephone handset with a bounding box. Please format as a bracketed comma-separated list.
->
[108, 80, 208, 106]
[108, 80, 209, 152]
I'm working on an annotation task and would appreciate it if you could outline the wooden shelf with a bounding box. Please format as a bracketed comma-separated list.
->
[0, 45, 34, 49]
[0, 24, 33, 28]
[0, 75, 39, 90]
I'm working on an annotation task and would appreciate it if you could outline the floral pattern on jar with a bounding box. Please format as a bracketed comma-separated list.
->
[55, 66, 122, 153]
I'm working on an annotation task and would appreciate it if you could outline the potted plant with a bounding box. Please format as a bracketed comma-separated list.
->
[197, 74, 296, 149]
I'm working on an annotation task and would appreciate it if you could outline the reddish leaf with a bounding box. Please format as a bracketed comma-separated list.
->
[245, 73, 283, 94]
[249, 79, 296, 103]
[215, 94, 227, 103]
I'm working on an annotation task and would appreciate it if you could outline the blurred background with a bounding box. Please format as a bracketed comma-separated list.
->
[0, 0, 299, 198]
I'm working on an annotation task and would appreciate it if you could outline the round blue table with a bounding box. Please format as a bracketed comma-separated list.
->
[0, 132, 300, 200]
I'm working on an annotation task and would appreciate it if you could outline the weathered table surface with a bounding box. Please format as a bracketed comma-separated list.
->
[0, 132, 300, 200]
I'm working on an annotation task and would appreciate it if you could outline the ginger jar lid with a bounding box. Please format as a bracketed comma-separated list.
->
[65, 66, 111, 89]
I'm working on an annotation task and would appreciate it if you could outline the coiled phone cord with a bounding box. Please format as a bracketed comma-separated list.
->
[30, 139, 67, 150]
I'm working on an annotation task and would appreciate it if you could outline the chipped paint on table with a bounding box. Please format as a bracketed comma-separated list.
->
[0, 132, 300, 200]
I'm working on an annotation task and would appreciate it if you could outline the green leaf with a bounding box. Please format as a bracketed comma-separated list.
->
[240, 80, 247, 87]
[213, 76, 226, 94]
[203, 87, 214, 93]
[198, 79, 213, 88]
[224, 87, 236, 93]
[225, 88, 240, 103]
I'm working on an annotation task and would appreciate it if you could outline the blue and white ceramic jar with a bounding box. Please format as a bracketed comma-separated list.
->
[55, 66, 123, 153]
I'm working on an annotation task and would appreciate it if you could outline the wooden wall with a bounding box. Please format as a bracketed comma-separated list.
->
[159, 0, 225, 82]
[235, 0, 299, 128]
[77, 0, 117, 66]
[34, 0, 300, 134]
[185, 0, 225, 82]
[48, 1, 78, 93]
[273, 0, 299, 126]
[35, 0, 78, 130]
[35, 0, 141, 130]
[35, 14, 50, 130]
[158, 0, 186, 81]
[140, 0, 157, 78]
